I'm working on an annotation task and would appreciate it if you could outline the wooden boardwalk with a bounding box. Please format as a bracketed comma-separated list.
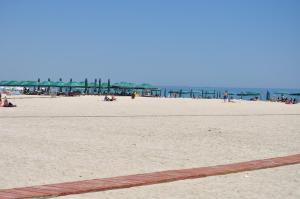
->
[0, 154, 299, 199]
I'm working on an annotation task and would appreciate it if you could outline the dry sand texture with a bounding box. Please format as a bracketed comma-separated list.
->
[0, 95, 300, 198]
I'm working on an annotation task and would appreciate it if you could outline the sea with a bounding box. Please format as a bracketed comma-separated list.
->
[158, 86, 300, 100]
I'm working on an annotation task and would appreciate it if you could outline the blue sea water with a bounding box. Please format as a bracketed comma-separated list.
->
[158, 86, 300, 100]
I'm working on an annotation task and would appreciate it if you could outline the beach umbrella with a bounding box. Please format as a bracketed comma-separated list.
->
[40, 81, 54, 87]
[30, 81, 41, 87]
[0, 81, 10, 86]
[101, 82, 108, 88]
[107, 79, 111, 94]
[63, 81, 81, 87]
[47, 78, 51, 92]
[93, 79, 97, 93]
[77, 82, 85, 88]
[52, 81, 64, 87]
[98, 78, 102, 94]
[37, 78, 41, 90]
[112, 82, 122, 88]
[69, 78, 73, 92]
[112, 82, 136, 89]
[5, 81, 21, 86]
[88, 82, 98, 88]
[58, 78, 63, 92]
[84, 78, 88, 94]
[19, 81, 36, 87]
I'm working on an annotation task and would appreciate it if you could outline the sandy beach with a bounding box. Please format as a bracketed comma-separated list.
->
[0, 95, 300, 198]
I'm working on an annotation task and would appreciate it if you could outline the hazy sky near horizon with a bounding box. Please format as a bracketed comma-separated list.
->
[0, 0, 299, 88]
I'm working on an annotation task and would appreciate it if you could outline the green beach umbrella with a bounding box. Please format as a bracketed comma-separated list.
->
[5, 81, 21, 86]
[77, 82, 85, 88]
[107, 79, 111, 93]
[101, 82, 108, 88]
[52, 81, 65, 87]
[63, 81, 82, 87]
[98, 78, 102, 94]
[88, 82, 98, 88]
[40, 81, 55, 87]
[0, 81, 10, 86]
[19, 81, 36, 86]
[30, 81, 41, 87]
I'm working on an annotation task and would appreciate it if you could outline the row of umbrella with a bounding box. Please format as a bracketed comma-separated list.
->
[0, 80, 157, 90]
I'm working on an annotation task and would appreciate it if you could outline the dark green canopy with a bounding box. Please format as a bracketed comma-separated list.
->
[19, 81, 37, 86]
[63, 82, 82, 87]
[0, 81, 10, 86]
[87, 82, 98, 87]
[112, 82, 137, 89]
[4, 81, 20, 86]
[136, 83, 157, 89]
[39, 81, 57, 87]
[52, 81, 65, 87]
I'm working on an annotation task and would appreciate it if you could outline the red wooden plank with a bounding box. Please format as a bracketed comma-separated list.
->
[0, 153, 299, 199]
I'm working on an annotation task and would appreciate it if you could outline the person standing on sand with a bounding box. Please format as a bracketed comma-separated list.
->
[223, 91, 228, 102]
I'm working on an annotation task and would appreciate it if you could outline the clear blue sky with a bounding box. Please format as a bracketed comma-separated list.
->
[0, 0, 299, 88]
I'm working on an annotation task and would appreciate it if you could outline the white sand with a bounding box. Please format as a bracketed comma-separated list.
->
[0, 95, 300, 198]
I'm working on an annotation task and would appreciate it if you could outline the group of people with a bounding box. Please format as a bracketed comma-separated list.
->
[272, 96, 298, 104]
[0, 93, 16, 107]
[104, 95, 117, 101]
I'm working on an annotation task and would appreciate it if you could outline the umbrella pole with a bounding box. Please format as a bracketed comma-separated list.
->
[98, 78, 102, 95]
[108, 79, 111, 94]
[59, 78, 62, 93]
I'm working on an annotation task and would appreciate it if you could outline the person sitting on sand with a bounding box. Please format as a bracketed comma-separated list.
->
[292, 98, 297, 104]
[1, 97, 16, 107]
[131, 92, 136, 99]
[285, 98, 292, 104]
[104, 95, 110, 101]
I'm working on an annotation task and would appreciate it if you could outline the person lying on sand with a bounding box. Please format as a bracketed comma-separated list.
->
[104, 95, 117, 101]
